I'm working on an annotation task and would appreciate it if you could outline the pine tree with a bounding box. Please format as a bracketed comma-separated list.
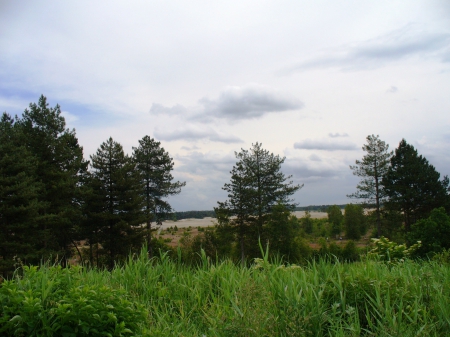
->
[219, 161, 255, 265]
[89, 137, 145, 269]
[382, 139, 449, 232]
[16, 96, 88, 262]
[0, 114, 44, 275]
[132, 136, 185, 257]
[219, 142, 302, 264]
[238, 142, 302, 233]
[348, 135, 392, 237]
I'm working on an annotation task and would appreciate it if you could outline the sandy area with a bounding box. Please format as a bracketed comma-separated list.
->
[160, 211, 328, 229]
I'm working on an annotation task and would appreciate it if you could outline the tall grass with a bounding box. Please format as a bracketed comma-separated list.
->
[1, 247, 449, 336]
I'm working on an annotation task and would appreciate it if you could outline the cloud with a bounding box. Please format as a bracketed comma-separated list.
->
[150, 84, 304, 124]
[284, 161, 341, 182]
[386, 86, 398, 93]
[181, 145, 200, 151]
[61, 110, 79, 124]
[308, 154, 322, 162]
[283, 24, 450, 73]
[176, 151, 237, 177]
[149, 103, 188, 116]
[294, 139, 358, 151]
[328, 132, 349, 138]
[154, 125, 243, 144]
[194, 84, 303, 122]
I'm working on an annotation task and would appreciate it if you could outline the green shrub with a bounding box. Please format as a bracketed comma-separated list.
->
[368, 236, 421, 263]
[0, 265, 148, 336]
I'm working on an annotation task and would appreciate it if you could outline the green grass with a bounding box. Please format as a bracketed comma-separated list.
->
[1, 248, 450, 336]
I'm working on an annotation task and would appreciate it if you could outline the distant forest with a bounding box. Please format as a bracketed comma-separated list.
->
[173, 205, 347, 220]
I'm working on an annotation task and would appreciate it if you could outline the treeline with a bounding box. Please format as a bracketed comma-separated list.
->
[173, 210, 216, 220]
[176, 136, 450, 266]
[2, 96, 450, 274]
[294, 204, 346, 212]
[173, 206, 344, 220]
[0, 96, 185, 275]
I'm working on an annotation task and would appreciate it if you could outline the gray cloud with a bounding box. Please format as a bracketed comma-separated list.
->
[194, 84, 303, 122]
[283, 25, 450, 73]
[155, 126, 243, 144]
[284, 162, 339, 181]
[308, 154, 322, 162]
[294, 139, 358, 151]
[176, 151, 237, 177]
[328, 132, 349, 138]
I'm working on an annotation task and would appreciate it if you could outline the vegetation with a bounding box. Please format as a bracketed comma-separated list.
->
[348, 134, 392, 237]
[0, 96, 184, 274]
[218, 142, 302, 265]
[2, 97, 450, 336]
[382, 139, 449, 232]
[2, 248, 450, 336]
[133, 136, 185, 257]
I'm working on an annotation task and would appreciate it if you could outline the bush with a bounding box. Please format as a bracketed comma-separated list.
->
[0, 265, 149, 336]
[368, 236, 421, 263]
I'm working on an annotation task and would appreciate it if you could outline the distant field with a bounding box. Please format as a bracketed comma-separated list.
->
[160, 211, 328, 229]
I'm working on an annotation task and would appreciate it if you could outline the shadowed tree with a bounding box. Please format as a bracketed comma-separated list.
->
[16, 96, 88, 262]
[382, 139, 449, 232]
[327, 205, 343, 236]
[219, 142, 302, 264]
[89, 137, 145, 269]
[344, 204, 366, 240]
[132, 136, 185, 258]
[0, 113, 44, 275]
[348, 135, 392, 237]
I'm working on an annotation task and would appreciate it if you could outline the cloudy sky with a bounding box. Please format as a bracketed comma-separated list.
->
[1, 1, 450, 211]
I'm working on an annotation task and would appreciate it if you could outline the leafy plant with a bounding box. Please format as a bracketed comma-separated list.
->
[368, 236, 421, 263]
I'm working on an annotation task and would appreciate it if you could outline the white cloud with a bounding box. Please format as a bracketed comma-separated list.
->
[283, 24, 450, 73]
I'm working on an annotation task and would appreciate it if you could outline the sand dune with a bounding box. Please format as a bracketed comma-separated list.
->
[160, 211, 328, 229]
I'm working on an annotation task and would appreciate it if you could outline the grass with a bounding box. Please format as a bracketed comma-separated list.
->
[1, 247, 450, 336]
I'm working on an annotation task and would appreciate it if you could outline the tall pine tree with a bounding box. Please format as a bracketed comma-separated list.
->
[89, 137, 145, 269]
[0, 113, 44, 275]
[382, 139, 449, 232]
[16, 96, 87, 262]
[219, 142, 302, 263]
[348, 135, 392, 237]
[132, 136, 185, 257]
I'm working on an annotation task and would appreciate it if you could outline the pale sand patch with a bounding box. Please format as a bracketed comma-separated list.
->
[160, 211, 328, 229]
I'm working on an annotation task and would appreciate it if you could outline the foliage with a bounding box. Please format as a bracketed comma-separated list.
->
[87, 137, 145, 269]
[301, 210, 314, 234]
[327, 205, 343, 236]
[0, 114, 44, 275]
[348, 135, 392, 237]
[344, 204, 366, 240]
[368, 236, 421, 263]
[382, 139, 449, 232]
[3, 248, 450, 336]
[132, 136, 185, 257]
[266, 203, 303, 260]
[219, 142, 302, 264]
[408, 207, 450, 257]
[15, 96, 88, 263]
[0, 265, 148, 336]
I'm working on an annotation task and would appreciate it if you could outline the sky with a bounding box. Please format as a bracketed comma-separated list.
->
[1, 1, 450, 211]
